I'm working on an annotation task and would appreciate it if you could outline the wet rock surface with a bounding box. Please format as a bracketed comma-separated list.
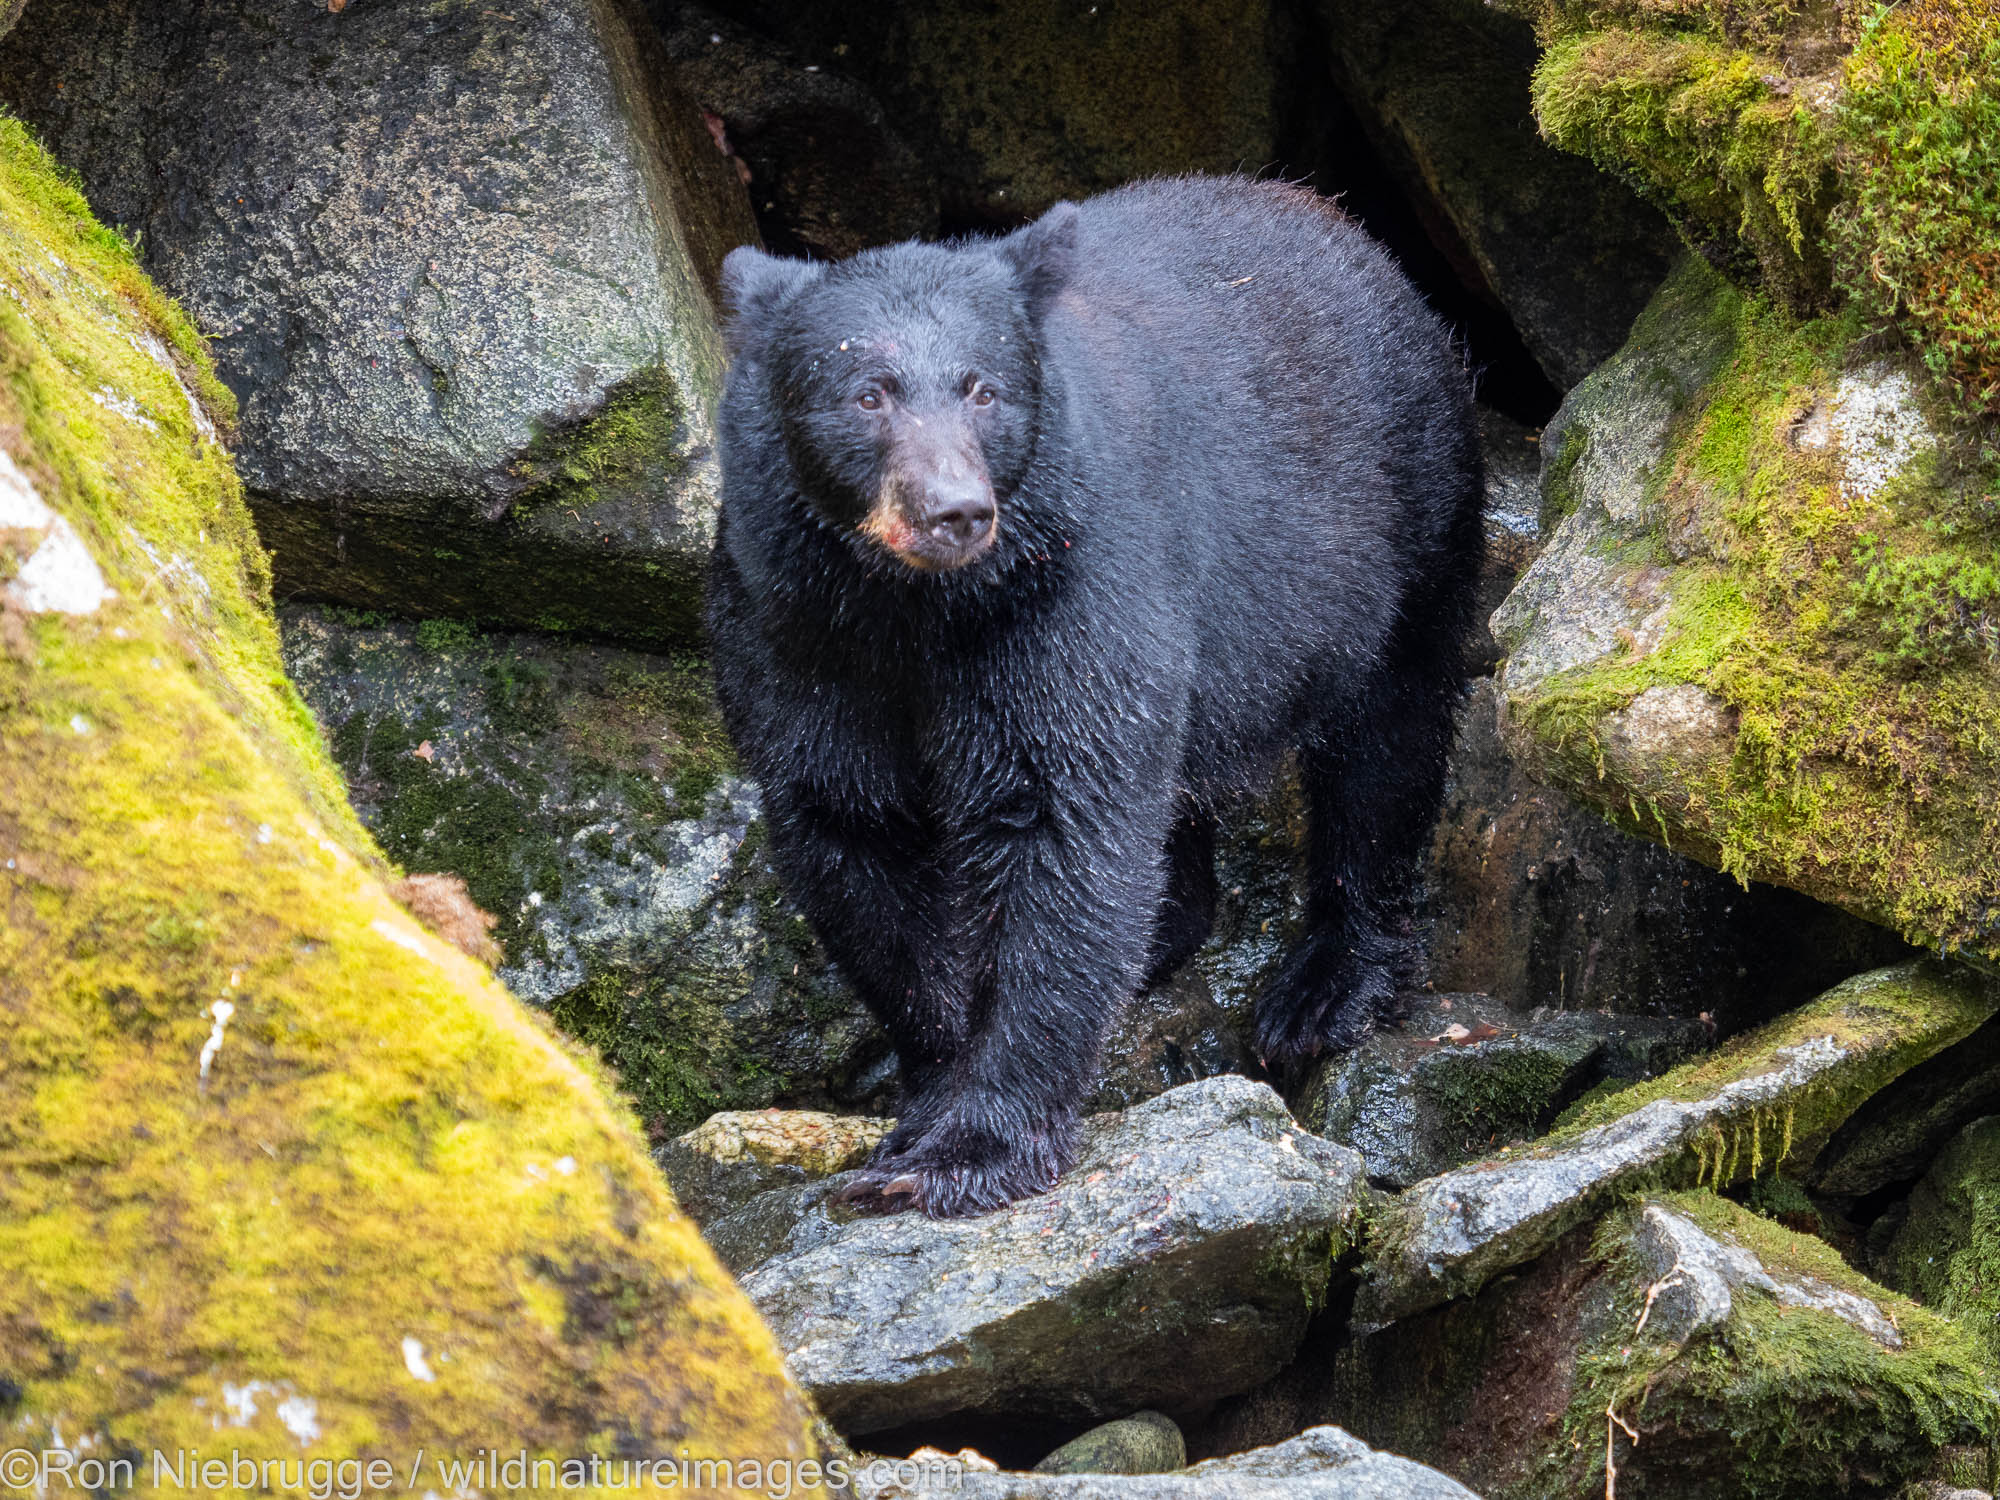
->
[658, 3, 938, 259]
[1313, 0, 1676, 390]
[735, 1078, 1366, 1434]
[0, 0, 756, 642]
[859, 1427, 1482, 1500]
[1359, 962, 2000, 1326]
[1811, 1012, 2000, 1200]
[1298, 992, 1706, 1189]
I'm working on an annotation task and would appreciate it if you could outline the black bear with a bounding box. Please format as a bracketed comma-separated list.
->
[709, 175, 1484, 1217]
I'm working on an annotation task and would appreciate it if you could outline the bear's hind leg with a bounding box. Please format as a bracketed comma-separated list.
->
[1255, 633, 1464, 1068]
[1143, 806, 1218, 989]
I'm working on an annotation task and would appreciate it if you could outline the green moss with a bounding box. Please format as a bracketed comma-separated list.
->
[0, 112, 823, 1482]
[509, 365, 687, 520]
[1513, 260, 2000, 959]
[1418, 1044, 1574, 1143]
[1834, 2, 2000, 417]
[1547, 1191, 1998, 1499]
[1883, 1115, 2000, 1366]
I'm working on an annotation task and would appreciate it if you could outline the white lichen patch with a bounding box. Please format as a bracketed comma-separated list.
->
[0, 449, 113, 616]
[1829, 364, 1934, 499]
[275, 1394, 322, 1446]
[370, 916, 441, 965]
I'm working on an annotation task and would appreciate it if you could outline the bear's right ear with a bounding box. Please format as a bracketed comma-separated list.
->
[998, 201, 1079, 322]
[721, 246, 821, 354]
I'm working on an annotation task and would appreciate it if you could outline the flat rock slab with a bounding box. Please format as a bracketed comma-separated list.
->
[1359, 961, 2000, 1326]
[856, 1427, 1482, 1499]
[660, 1109, 893, 1223]
[738, 1076, 1366, 1433]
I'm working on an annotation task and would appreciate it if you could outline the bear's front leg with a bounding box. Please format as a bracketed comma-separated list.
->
[839, 779, 1178, 1219]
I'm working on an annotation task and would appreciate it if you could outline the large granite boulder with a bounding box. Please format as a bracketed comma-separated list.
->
[0, 118, 819, 1471]
[1493, 255, 2000, 963]
[1314, 0, 1676, 389]
[0, 0, 757, 643]
[729, 1078, 1366, 1435]
[1210, 1193, 1997, 1500]
[1359, 962, 2000, 1325]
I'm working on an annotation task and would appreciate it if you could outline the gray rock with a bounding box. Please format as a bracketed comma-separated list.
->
[1298, 992, 1706, 1188]
[1423, 677, 1912, 1033]
[658, 3, 938, 259]
[0, 0, 757, 643]
[738, 1077, 1366, 1433]
[1034, 1413, 1186, 1477]
[1358, 962, 2000, 1326]
[1315, 0, 1676, 389]
[857, 1427, 1481, 1499]
[700, 0, 1290, 225]
[279, 607, 894, 1135]
[658, 1109, 894, 1223]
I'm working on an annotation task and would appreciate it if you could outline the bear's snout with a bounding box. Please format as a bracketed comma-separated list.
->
[861, 420, 999, 571]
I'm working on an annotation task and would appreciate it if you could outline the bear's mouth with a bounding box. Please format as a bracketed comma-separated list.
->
[858, 496, 999, 572]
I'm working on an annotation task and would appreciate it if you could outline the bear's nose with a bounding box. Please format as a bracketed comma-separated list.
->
[920, 479, 995, 550]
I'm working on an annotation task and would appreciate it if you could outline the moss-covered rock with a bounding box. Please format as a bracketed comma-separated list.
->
[1359, 961, 2000, 1324]
[1504, 0, 2000, 419]
[0, 116, 824, 1483]
[1883, 1115, 2000, 1367]
[1493, 254, 2000, 959]
[0, 0, 758, 644]
[1212, 1193, 1997, 1499]
[280, 606, 897, 1138]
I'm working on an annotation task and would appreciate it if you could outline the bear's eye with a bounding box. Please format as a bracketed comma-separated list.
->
[971, 385, 996, 407]
[856, 390, 883, 411]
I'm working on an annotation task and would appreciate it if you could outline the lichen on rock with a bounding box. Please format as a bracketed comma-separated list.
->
[0, 113, 823, 1483]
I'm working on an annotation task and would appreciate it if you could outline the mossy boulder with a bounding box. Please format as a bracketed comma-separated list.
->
[1493, 253, 2000, 960]
[1360, 961, 2000, 1324]
[1314, 0, 1677, 389]
[1883, 1115, 2000, 1367]
[1223, 1192, 1997, 1500]
[280, 606, 898, 1138]
[1507, 0, 2000, 419]
[0, 0, 758, 644]
[0, 117, 824, 1480]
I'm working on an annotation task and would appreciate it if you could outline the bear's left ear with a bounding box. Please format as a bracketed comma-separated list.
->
[998, 201, 1079, 322]
[721, 246, 821, 354]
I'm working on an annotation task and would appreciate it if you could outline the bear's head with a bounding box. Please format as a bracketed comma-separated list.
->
[720, 203, 1078, 573]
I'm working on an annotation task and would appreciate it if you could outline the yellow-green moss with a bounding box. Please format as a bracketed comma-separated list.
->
[1513, 260, 2000, 959]
[1511, 0, 2000, 420]
[1547, 1191, 1998, 1499]
[1546, 962, 1998, 1169]
[0, 115, 822, 1489]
